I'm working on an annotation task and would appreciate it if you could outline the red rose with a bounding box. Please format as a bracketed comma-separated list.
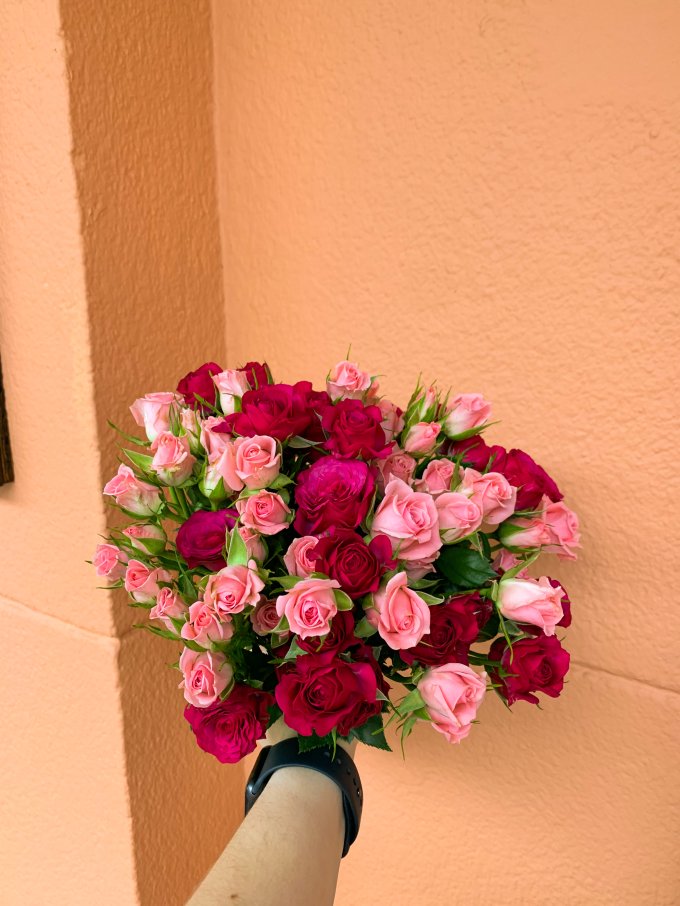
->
[448, 436, 506, 471]
[488, 634, 570, 705]
[275, 650, 378, 737]
[184, 684, 273, 763]
[175, 508, 237, 570]
[401, 593, 483, 667]
[239, 361, 271, 390]
[450, 439, 562, 511]
[297, 610, 357, 655]
[311, 530, 393, 599]
[294, 456, 376, 534]
[177, 361, 223, 412]
[215, 381, 330, 442]
[321, 399, 392, 460]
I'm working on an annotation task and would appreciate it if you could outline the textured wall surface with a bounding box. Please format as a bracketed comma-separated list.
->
[0, 1, 137, 902]
[1, 1, 241, 904]
[58, 1, 243, 903]
[212, 1, 680, 903]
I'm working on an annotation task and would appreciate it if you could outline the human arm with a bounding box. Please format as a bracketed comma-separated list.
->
[187, 723, 356, 906]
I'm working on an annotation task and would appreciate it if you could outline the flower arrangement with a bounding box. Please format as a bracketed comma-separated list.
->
[93, 359, 580, 762]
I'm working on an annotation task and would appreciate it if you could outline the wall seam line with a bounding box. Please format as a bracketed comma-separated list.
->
[571, 658, 679, 696]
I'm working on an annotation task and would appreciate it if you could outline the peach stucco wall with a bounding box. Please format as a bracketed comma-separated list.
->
[212, 2, 680, 904]
[1, 2, 241, 904]
[2, 1, 679, 904]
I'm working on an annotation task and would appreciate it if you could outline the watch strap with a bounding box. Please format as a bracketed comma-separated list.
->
[244, 738, 362, 857]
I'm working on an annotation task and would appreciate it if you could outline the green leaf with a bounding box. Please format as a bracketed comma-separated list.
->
[288, 436, 322, 449]
[297, 732, 333, 753]
[475, 609, 500, 642]
[418, 591, 444, 606]
[354, 616, 377, 639]
[227, 525, 249, 567]
[334, 589, 354, 611]
[271, 574, 302, 590]
[436, 544, 496, 591]
[397, 688, 425, 715]
[107, 419, 150, 447]
[350, 714, 391, 751]
[124, 449, 155, 474]
[269, 474, 294, 490]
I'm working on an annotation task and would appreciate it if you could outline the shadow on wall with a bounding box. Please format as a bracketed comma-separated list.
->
[59, 1, 239, 903]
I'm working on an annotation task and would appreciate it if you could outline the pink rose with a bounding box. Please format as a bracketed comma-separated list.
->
[370, 478, 442, 562]
[275, 577, 341, 639]
[93, 542, 129, 580]
[150, 431, 196, 486]
[367, 571, 431, 649]
[103, 464, 163, 516]
[376, 450, 417, 493]
[443, 393, 492, 439]
[499, 515, 552, 550]
[542, 499, 581, 560]
[283, 536, 319, 578]
[200, 447, 231, 499]
[402, 555, 439, 580]
[326, 360, 372, 401]
[180, 407, 202, 453]
[250, 598, 283, 635]
[236, 490, 291, 535]
[179, 648, 233, 708]
[123, 559, 171, 603]
[378, 399, 405, 442]
[122, 522, 166, 555]
[222, 435, 281, 492]
[181, 599, 234, 648]
[149, 587, 188, 630]
[129, 391, 181, 442]
[200, 415, 232, 459]
[414, 458, 456, 496]
[213, 369, 252, 415]
[239, 525, 268, 563]
[435, 492, 483, 542]
[403, 421, 441, 455]
[497, 576, 564, 636]
[460, 468, 517, 526]
[418, 663, 487, 744]
[492, 549, 530, 579]
[203, 561, 264, 617]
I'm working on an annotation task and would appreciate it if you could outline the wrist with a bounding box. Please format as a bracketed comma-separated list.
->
[245, 738, 363, 857]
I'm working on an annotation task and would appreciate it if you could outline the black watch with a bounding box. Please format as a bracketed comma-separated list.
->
[244, 738, 362, 857]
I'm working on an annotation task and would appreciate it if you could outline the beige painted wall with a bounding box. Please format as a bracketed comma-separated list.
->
[211, 2, 680, 904]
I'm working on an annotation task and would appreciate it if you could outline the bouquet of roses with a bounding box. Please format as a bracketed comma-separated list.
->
[93, 359, 579, 763]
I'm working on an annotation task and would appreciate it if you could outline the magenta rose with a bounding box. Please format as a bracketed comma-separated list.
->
[321, 399, 391, 460]
[239, 361, 271, 390]
[184, 684, 274, 763]
[310, 530, 394, 599]
[216, 381, 330, 442]
[275, 650, 378, 737]
[488, 634, 570, 705]
[175, 508, 237, 570]
[401, 593, 485, 667]
[294, 456, 376, 534]
[177, 361, 223, 411]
